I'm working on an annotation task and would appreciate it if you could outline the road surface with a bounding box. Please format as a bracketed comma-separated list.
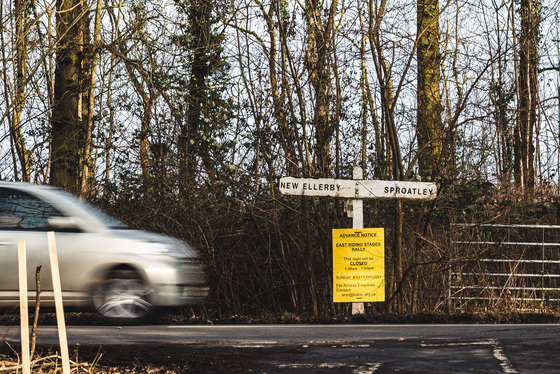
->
[1, 324, 559, 372]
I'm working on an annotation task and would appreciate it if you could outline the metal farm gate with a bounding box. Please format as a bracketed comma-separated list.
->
[448, 223, 560, 310]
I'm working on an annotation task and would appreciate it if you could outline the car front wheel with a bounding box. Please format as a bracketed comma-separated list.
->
[93, 269, 157, 324]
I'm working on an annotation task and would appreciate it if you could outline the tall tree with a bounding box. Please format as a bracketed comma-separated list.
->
[176, 0, 229, 194]
[12, 0, 31, 181]
[50, 0, 87, 193]
[267, 0, 299, 176]
[80, 0, 103, 197]
[305, 0, 338, 177]
[514, 0, 539, 191]
[417, 0, 443, 181]
[367, 0, 407, 313]
[367, 0, 404, 181]
[119, 41, 160, 181]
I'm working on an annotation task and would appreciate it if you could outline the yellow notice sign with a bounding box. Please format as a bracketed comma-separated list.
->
[333, 228, 385, 302]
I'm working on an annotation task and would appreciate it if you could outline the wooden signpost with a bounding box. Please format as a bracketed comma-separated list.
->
[279, 166, 437, 313]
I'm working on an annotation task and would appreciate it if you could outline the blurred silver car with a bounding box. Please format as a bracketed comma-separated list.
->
[0, 182, 207, 324]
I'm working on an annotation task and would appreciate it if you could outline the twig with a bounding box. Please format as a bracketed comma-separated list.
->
[30, 265, 42, 358]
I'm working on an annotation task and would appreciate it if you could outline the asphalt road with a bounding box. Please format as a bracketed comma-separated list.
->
[1, 324, 560, 373]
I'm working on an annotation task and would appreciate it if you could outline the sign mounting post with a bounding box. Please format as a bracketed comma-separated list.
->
[279, 167, 437, 314]
[350, 167, 364, 314]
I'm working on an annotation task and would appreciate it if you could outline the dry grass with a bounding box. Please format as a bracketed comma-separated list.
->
[0, 347, 98, 373]
[0, 351, 181, 373]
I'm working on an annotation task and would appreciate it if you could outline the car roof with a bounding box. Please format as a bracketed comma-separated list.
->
[0, 181, 110, 230]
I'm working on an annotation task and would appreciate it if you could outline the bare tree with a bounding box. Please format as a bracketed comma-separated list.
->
[50, 0, 88, 193]
[514, 0, 540, 192]
[305, 0, 338, 177]
[417, 0, 443, 181]
[80, 0, 103, 197]
[12, 0, 31, 181]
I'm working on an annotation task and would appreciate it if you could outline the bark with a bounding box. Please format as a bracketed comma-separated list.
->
[490, 81, 514, 184]
[13, 0, 31, 182]
[417, 0, 443, 181]
[30, 265, 42, 358]
[179, 0, 222, 194]
[187, 0, 212, 183]
[366, 0, 407, 312]
[80, 0, 103, 197]
[305, 0, 337, 177]
[50, 0, 85, 193]
[120, 44, 157, 180]
[367, 0, 403, 181]
[359, 0, 368, 174]
[514, 0, 539, 192]
[269, 0, 299, 176]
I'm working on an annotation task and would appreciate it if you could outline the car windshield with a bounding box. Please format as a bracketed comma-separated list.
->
[52, 189, 128, 229]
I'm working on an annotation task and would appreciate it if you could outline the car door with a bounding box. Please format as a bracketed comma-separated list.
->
[0, 187, 71, 307]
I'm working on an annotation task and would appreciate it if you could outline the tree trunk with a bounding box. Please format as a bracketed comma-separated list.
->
[367, 0, 405, 312]
[265, 0, 299, 176]
[50, 0, 85, 194]
[13, 0, 31, 182]
[119, 43, 157, 181]
[514, 0, 539, 192]
[80, 0, 103, 197]
[306, 0, 337, 177]
[178, 0, 225, 195]
[417, 0, 443, 181]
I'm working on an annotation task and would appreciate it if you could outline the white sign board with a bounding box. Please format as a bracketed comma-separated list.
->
[279, 177, 437, 200]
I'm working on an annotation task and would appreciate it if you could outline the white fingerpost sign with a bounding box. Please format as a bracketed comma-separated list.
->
[279, 167, 437, 314]
[279, 177, 436, 200]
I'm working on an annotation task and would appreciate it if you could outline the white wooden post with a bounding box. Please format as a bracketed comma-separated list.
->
[47, 232, 71, 374]
[352, 166, 364, 230]
[351, 167, 365, 315]
[18, 240, 31, 374]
